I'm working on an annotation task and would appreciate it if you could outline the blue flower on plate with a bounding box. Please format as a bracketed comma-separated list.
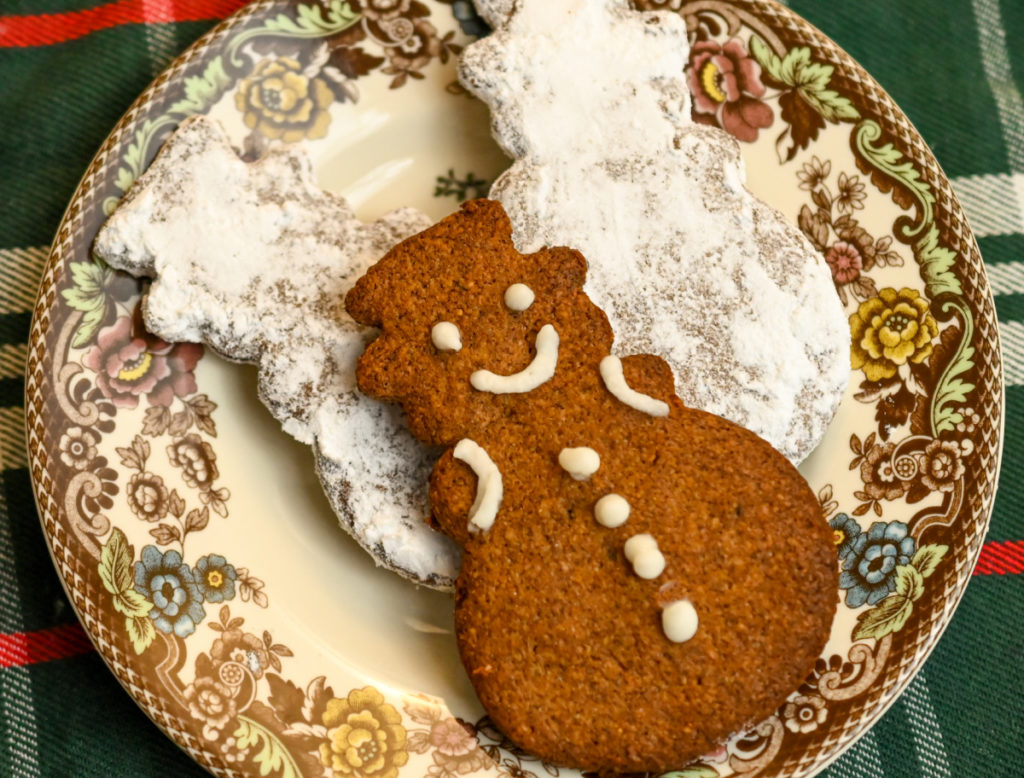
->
[134, 545, 205, 637]
[839, 521, 915, 608]
[194, 553, 237, 604]
[829, 513, 862, 562]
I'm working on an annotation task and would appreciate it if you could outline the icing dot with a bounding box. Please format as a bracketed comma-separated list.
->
[558, 446, 600, 480]
[662, 599, 699, 643]
[624, 533, 665, 579]
[453, 439, 503, 532]
[504, 283, 535, 311]
[431, 321, 462, 352]
[594, 493, 630, 527]
[471, 324, 559, 393]
[623, 533, 656, 561]
[633, 548, 666, 579]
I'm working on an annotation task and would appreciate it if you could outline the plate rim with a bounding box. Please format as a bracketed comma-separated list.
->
[24, 0, 1004, 775]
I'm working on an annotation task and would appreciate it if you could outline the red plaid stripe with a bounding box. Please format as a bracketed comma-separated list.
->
[0, 622, 94, 668]
[973, 539, 1024, 575]
[0, 0, 249, 48]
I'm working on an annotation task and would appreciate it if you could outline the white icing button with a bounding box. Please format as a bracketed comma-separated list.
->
[662, 599, 699, 643]
[453, 439, 503, 532]
[471, 324, 559, 393]
[431, 321, 462, 352]
[623, 533, 657, 562]
[504, 283, 535, 311]
[632, 548, 666, 579]
[599, 355, 669, 417]
[594, 493, 630, 528]
[624, 533, 665, 579]
[558, 446, 600, 480]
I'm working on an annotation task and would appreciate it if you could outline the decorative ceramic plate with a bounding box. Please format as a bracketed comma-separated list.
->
[25, 1, 1002, 776]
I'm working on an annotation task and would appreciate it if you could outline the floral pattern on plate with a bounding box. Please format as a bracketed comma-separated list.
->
[26, 1, 1001, 776]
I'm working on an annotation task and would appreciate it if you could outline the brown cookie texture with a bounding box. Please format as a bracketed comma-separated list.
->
[347, 199, 838, 772]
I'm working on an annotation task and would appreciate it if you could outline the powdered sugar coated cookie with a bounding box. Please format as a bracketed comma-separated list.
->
[94, 115, 459, 588]
[460, 0, 849, 462]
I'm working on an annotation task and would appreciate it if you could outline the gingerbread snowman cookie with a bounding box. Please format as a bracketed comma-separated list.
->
[347, 199, 838, 772]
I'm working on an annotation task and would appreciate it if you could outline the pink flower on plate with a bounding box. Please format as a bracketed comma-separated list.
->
[688, 38, 773, 142]
[428, 718, 478, 758]
[82, 315, 202, 409]
[826, 241, 864, 284]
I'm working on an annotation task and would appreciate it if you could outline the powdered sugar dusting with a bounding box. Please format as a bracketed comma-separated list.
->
[460, 0, 849, 462]
[94, 115, 460, 588]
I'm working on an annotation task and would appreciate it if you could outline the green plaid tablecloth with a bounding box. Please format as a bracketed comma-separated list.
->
[1, 0, 1021, 775]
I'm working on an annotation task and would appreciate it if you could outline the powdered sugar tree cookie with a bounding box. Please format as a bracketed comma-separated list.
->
[460, 0, 849, 462]
[94, 115, 460, 588]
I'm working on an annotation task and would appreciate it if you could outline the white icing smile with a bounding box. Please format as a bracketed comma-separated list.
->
[471, 324, 559, 393]
[599, 355, 669, 417]
[453, 439, 503, 532]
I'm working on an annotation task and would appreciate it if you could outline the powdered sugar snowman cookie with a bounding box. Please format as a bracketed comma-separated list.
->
[94, 115, 460, 588]
[460, 0, 850, 463]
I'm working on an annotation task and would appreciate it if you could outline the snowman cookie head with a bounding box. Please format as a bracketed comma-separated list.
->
[346, 199, 613, 446]
[458, 0, 691, 159]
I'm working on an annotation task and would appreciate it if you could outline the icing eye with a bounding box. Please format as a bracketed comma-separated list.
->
[504, 283, 535, 311]
[558, 446, 600, 480]
[431, 321, 462, 352]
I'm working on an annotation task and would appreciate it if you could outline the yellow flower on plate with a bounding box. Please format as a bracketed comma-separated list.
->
[235, 57, 333, 143]
[850, 287, 938, 381]
[320, 686, 409, 778]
